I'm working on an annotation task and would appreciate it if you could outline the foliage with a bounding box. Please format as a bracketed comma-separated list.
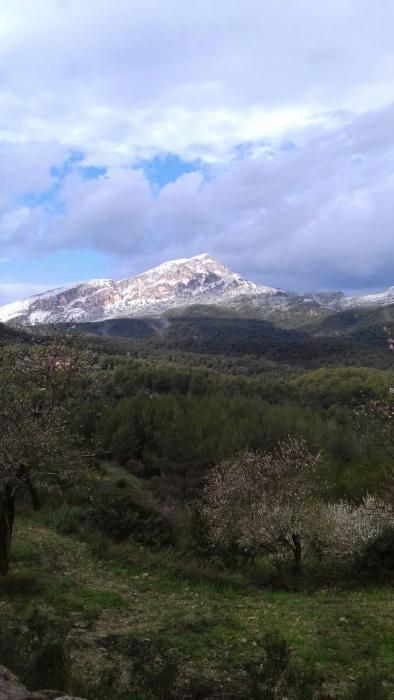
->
[345, 667, 390, 700]
[327, 496, 394, 559]
[95, 348, 392, 500]
[1, 317, 394, 695]
[202, 438, 323, 569]
[76, 311, 393, 368]
[0, 332, 96, 573]
[85, 488, 174, 548]
[289, 366, 392, 408]
[354, 526, 394, 579]
[45, 503, 86, 535]
[0, 607, 70, 691]
[245, 630, 322, 699]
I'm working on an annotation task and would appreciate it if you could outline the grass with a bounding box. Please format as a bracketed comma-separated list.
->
[1, 512, 393, 698]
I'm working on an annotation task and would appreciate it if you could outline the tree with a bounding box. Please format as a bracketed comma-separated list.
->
[367, 328, 394, 505]
[202, 437, 322, 572]
[327, 495, 393, 559]
[0, 333, 93, 574]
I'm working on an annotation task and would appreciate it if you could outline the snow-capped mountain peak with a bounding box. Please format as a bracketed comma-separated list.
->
[0, 254, 279, 325]
[1, 254, 393, 326]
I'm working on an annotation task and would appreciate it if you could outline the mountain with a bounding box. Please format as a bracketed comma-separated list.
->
[0, 253, 393, 326]
[343, 286, 394, 308]
[0, 254, 281, 325]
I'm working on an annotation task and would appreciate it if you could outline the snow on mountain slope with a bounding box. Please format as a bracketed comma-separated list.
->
[0, 254, 281, 325]
[0, 284, 77, 323]
[343, 286, 394, 308]
[1, 253, 393, 326]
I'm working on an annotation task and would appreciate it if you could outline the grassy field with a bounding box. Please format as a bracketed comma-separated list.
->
[0, 510, 393, 698]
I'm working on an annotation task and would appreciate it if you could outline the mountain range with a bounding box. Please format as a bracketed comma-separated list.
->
[1, 253, 394, 326]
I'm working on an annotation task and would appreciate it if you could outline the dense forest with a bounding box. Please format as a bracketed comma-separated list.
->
[0, 310, 393, 699]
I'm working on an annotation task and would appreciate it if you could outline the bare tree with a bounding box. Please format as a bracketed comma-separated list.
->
[0, 333, 94, 574]
[202, 437, 322, 573]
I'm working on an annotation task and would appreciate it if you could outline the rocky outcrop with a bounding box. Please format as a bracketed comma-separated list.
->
[0, 665, 85, 700]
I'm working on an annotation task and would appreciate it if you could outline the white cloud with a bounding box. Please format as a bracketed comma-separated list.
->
[1, 104, 394, 292]
[1, 0, 394, 297]
[0, 1, 394, 162]
[0, 282, 50, 305]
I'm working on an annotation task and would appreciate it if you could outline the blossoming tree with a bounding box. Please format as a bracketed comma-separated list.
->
[202, 437, 323, 572]
[0, 333, 93, 575]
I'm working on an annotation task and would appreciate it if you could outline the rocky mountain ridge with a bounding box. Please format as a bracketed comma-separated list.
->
[0, 254, 279, 325]
[0, 253, 392, 325]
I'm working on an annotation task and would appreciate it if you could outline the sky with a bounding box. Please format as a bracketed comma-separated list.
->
[1, 0, 394, 304]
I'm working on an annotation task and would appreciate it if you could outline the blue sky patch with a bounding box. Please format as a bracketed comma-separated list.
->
[1, 249, 113, 288]
[135, 152, 203, 189]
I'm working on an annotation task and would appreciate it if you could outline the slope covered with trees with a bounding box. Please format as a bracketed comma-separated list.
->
[0, 318, 393, 698]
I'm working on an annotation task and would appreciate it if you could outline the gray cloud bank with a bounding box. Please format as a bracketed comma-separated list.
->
[1, 0, 394, 296]
[1, 104, 394, 292]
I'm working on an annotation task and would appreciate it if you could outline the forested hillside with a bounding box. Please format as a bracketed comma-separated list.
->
[74, 307, 393, 367]
[0, 315, 393, 698]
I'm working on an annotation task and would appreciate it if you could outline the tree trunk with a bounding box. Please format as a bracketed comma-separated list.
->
[291, 533, 302, 576]
[0, 493, 15, 575]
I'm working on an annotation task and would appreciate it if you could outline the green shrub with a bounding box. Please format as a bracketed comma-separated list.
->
[90, 633, 179, 699]
[0, 621, 22, 672]
[0, 572, 41, 596]
[27, 636, 69, 691]
[45, 504, 85, 535]
[355, 526, 394, 580]
[346, 667, 390, 699]
[245, 630, 322, 700]
[262, 557, 300, 591]
[86, 489, 174, 549]
[189, 506, 212, 558]
[0, 608, 70, 693]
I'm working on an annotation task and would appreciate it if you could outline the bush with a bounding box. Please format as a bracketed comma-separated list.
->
[328, 497, 393, 561]
[24, 608, 70, 692]
[86, 489, 174, 549]
[27, 636, 69, 691]
[89, 633, 179, 699]
[45, 504, 85, 535]
[0, 622, 22, 672]
[0, 572, 41, 596]
[0, 608, 70, 693]
[189, 506, 213, 558]
[346, 667, 390, 699]
[245, 630, 322, 700]
[355, 526, 394, 580]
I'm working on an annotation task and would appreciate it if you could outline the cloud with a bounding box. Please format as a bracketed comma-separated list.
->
[1, 1, 394, 298]
[0, 282, 50, 305]
[0, 1, 394, 162]
[0, 141, 67, 198]
[1, 104, 394, 292]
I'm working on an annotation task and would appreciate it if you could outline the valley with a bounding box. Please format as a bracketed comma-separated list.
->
[0, 263, 393, 698]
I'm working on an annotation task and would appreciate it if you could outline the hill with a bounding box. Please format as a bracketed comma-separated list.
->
[305, 303, 394, 347]
[71, 311, 390, 369]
